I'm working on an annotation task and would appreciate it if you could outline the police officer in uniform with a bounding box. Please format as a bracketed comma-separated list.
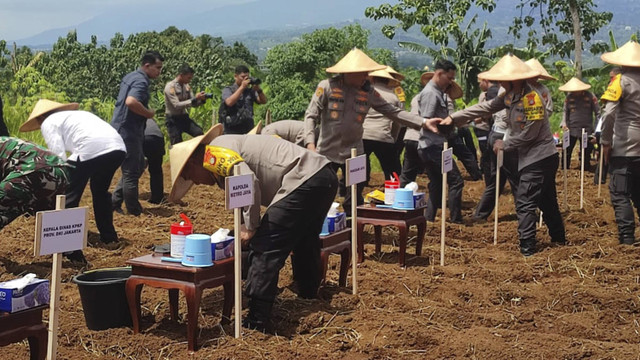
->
[261, 120, 311, 147]
[304, 48, 441, 213]
[440, 54, 566, 256]
[168, 125, 338, 333]
[164, 64, 207, 145]
[558, 77, 600, 170]
[599, 41, 640, 245]
[525, 59, 555, 116]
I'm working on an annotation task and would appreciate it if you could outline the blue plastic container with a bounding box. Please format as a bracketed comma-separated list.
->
[392, 188, 415, 210]
[182, 234, 213, 267]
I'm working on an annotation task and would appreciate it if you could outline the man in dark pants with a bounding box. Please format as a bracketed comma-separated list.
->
[168, 125, 338, 333]
[163, 64, 207, 145]
[111, 50, 164, 216]
[441, 54, 565, 256]
[417, 61, 465, 223]
[600, 41, 640, 245]
[143, 118, 165, 204]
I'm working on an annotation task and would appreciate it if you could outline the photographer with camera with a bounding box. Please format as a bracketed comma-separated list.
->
[164, 64, 209, 145]
[220, 65, 267, 134]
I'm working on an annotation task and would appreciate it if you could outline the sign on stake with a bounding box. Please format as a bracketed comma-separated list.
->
[346, 149, 366, 294]
[225, 166, 254, 339]
[441, 143, 452, 266]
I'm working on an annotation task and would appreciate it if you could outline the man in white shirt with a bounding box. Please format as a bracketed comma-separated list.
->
[20, 99, 127, 246]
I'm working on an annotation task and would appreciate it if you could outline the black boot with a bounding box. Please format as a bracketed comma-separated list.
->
[63, 250, 87, 264]
[620, 235, 636, 245]
[520, 239, 537, 256]
[243, 298, 274, 334]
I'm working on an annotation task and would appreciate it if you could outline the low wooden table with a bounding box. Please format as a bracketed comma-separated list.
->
[356, 204, 427, 267]
[0, 305, 48, 360]
[125, 254, 234, 351]
[319, 227, 351, 287]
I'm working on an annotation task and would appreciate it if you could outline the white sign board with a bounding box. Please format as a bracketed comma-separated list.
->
[441, 148, 454, 173]
[582, 130, 588, 149]
[345, 154, 366, 187]
[35, 207, 88, 256]
[225, 174, 254, 210]
[562, 131, 570, 149]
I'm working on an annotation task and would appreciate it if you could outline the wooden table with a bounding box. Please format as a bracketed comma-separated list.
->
[319, 227, 351, 287]
[0, 305, 48, 360]
[125, 254, 234, 351]
[356, 204, 427, 267]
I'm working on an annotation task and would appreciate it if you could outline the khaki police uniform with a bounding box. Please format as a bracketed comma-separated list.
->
[451, 82, 565, 254]
[561, 91, 600, 168]
[601, 69, 640, 244]
[261, 120, 307, 147]
[304, 76, 424, 210]
[164, 78, 204, 145]
[399, 95, 424, 187]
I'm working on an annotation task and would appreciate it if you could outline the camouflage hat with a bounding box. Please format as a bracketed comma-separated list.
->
[20, 99, 79, 132]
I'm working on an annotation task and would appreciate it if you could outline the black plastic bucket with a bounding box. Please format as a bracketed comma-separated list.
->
[72, 267, 133, 330]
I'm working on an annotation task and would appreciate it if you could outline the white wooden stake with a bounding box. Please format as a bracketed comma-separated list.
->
[233, 165, 242, 339]
[580, 128, 586, 209]
[493, 150, 503, 245]
[440, 142, 448, 266]
[47, 195, 65, 360]
[350, 148, 358, 295]
[538, 211, 543, 228]
[597, 141, 604, 198]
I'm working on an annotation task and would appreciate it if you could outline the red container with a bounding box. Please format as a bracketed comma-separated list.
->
[384, 180, 400, 205]
[170, 213, 193, 258]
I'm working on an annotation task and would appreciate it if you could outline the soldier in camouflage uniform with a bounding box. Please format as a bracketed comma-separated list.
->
[0, 137, 70, 229]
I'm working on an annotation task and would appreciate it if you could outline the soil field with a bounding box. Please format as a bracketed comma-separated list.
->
[2, 160, 640, 360]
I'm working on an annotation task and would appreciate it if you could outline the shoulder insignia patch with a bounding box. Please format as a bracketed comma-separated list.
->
[394, 86, 406, 102]
[170, 87, 176, 95]
[523, 91, 544, 121]
[601, 74, 622, 102]
[315, 87, 324, 97]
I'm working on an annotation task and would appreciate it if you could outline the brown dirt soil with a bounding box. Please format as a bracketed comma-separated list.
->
[2, 160, 640, 359]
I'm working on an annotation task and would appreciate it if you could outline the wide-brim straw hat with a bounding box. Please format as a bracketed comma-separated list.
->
[558, 77, 591, 92]
[169, 124, 223, 202]
[601, 40, 640, 67]
[326, 48, 386, 74]
[478, 54, 540, 82]
[420, 72, 464, 100]
[524, 59, 556, 81]
[248, 120, 263, 134]
[385, 66, 405, 81]
[20, 99, 79, 132]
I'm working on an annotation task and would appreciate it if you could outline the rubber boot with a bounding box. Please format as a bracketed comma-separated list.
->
[243, 298, 274, 334]
[620, 235, 636, 245]
[520, 239, 537, 256]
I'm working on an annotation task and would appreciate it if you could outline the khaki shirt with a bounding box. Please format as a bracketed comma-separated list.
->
[362, 83, 402, 144]
[261, 120, 306, 147]
[601, 69, 640, 157]
[450, 84, 557, 171]
[304, 77, 424, 164]
[209, 134, 330, 231]
[164, 78, 202, 116]
[561, 91, 600, 136]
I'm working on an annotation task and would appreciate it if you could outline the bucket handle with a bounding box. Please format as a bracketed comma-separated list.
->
[179, 213, 192, 226]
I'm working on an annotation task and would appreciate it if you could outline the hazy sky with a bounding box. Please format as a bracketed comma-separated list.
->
[0, 0, 246, 41]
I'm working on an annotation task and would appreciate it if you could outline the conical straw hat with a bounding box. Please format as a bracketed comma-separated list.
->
[601, 40, 640, 67]
[525, 58, 557, 80]
[248, 120, 263, 134]
[169, 124, 223, 202]
[20, 99, 79, 132]
[385, 66, 405, 81]
[369, 68, 396, 81]
[558, 77, 591, 92]
[420, 72, 464, 100]
[478, 54, 540, 82]
[326, 48, 386, 74]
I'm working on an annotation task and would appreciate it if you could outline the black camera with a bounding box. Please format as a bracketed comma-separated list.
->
[249, 77, 262, 86]
[204, 93, 214, 99]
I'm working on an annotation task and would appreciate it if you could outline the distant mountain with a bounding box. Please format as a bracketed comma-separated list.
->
[14, 0, 389, 46]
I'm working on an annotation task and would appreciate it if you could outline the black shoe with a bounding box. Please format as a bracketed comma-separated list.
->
[520, 239, 537, 256]
[63, 250, 87, 264]
[242, 317, 271, 334]
[113, 207, 124, 214]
